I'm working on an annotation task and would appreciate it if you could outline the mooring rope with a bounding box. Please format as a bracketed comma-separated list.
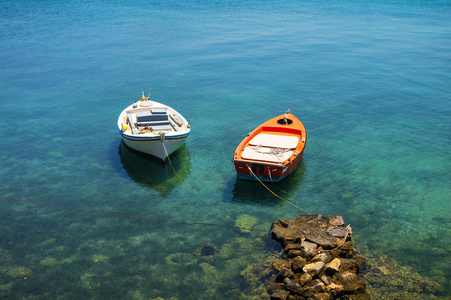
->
[0, 196, 268, 232]
[320, 224, 354, 252]
[247, 166, 311, 214]
[161, 139, 200, 198]
[160, 140, 262, 229]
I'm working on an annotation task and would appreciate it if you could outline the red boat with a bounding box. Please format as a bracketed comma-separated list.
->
[232, 111, 307, 182]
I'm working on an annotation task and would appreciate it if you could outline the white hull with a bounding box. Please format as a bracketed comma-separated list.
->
[120, 133, 188, 161]
[117, 93, 190, 161]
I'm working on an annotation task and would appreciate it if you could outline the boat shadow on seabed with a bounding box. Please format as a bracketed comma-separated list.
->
[117, 140, 191, 198]
[224, 161, 307, 207]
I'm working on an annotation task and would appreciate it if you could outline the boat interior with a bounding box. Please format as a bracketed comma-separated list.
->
[241, 133, 301, 163]
[123, 108, 184, 135]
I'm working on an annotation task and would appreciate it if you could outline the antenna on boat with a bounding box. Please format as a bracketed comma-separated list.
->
[284, 109, 290, 124]
[140, 88, 151, 102]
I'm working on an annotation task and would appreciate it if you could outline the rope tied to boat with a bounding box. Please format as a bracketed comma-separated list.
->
[160, 139, 200, 198]
[160, 140, 266, 232]
[250, 145, 290, 157]
[320, 224, 354, 252]
[246, 165, 311, 214]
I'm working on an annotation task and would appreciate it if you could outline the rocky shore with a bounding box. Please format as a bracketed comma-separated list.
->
[268, 214, 369, 300]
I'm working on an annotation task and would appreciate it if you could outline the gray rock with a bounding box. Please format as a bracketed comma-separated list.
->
[271, 215, 340, 249]
[335, 271, 366, 293]
[301, 240, 318, 258]
[320, 274, 332, 285]
[302, 261, 325, 277]
[276, 267, 294, 282]
[301, 279, 326, 297]
[291, 256, 307, 273]
[340, 259, 360, 274]
[311, 252, 332, 263]
[283, 243, 301, 253]
[283, 278, 302, 295]
[299, 272, 312, 286]
[286, 249, 303, 258]
[328, 216, 344, 226]
[273, 259, 291, 272]
[326, 226, 348, 237]
[297, 214, 324, 223]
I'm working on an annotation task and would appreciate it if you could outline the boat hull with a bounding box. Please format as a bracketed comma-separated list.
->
[234, 149, 304, 182]
[232, 112, 307, 183]
[119, 131, 189, 161]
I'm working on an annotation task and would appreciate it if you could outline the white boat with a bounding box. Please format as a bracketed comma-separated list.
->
[117, 89, 190, 161]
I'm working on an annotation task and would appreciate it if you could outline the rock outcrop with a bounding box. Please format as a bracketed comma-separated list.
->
[269, 214, 369, 300]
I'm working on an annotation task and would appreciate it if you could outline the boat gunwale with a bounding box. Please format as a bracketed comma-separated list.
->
[233, 113, 306, 164]
[117, 100, 190, 139]
[233, 158, 286, 167]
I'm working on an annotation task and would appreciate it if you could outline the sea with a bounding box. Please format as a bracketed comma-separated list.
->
[0, 0, 450, 299]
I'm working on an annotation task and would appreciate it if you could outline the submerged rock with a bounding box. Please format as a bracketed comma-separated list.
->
[235, 214, 258, 232]
[200, 242, 217, 256]
[270, 289, 290, 300]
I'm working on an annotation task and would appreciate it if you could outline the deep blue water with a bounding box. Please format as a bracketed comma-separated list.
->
[1, 0, 450, 299]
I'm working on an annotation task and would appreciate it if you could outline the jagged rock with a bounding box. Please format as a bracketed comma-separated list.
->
[303, 261, 325, 278]
[270, 215, 367, 299]
[297, 214, 324, 223]
[300, 240, 318, 259]
[326, 258, 341, 274]
[329, 216, 344, 226]
[271, 215, 339, 249]
[276, 267, 294, 282]
[273, 259, 291, 272]
[284, 277, 302, 295]
[340, 259, 360, 274]
[271, 219, 300, 246]
[268, 276, 284, 293]
[321, 274, 332, 285]
[270, 290, 290, 300]
[301, 279, 326, 297]
[327, 282, 344, 298]
[299, 273, 312, 286]
[291, 256, 307, 273]
[334, 271, 366, 293]
[284, 243, 301, 253]
[330, 240, 353, 258]
[327, 226, 348, 237]
[287, 250, 303, 258]
[312, 252, 332, 264]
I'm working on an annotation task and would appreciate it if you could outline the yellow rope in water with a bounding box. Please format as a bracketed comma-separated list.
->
[247, 166, 311, 214]
[161, 141, 200, 198]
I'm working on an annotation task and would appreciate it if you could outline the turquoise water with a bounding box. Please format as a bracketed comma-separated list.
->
[1, 0, 450, 299]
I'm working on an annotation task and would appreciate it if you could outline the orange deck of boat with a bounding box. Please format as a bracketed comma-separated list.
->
[234, 113, 306, 165]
